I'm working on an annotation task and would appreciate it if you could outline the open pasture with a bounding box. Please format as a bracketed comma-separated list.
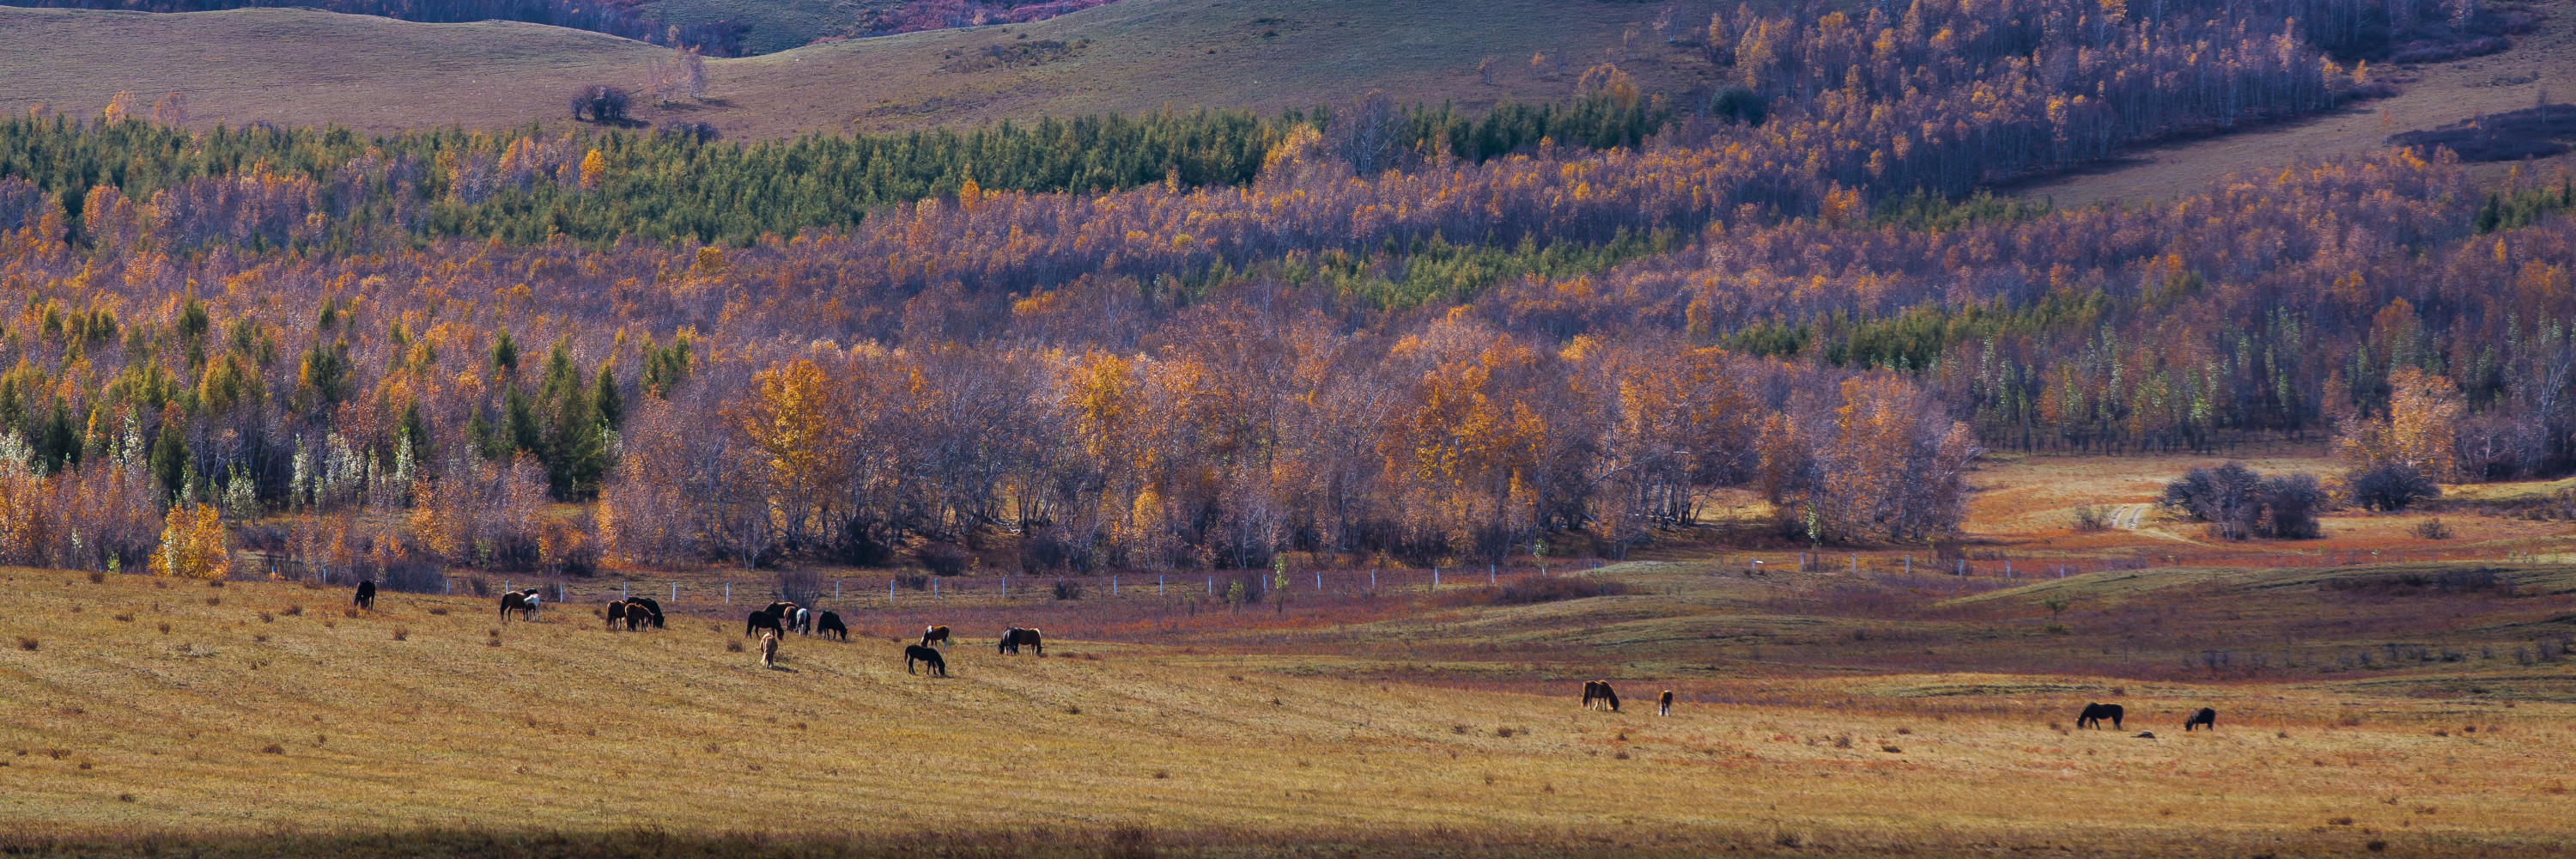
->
[10, 451, 2576, 858]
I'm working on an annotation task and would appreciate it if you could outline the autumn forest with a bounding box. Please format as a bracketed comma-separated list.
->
[0, 0, 2566, 585]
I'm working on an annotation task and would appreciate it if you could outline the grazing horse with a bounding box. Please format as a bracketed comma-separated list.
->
[745, 610, 785, 638]
[920, 625, 951, 649]
[1582, 680, 1620, 712]
[762, 602, 798, 624]
[904, 643, 949, 677]
[353, 581, 376, 611]
[626, 597, 665, 629]
[791, 607, 812, 635]
[605, 600, 628, 630]
[760, 631, 779, 669]
[623, 600, 652, 631]
[2184, 707, 2216, 732]
[816, 611, 848, 641]
[999, 627, 1044, 655]
[2077, 702, 2125, 730]
[500, 589, 541, 623]
[1658, 690, 1674, 717]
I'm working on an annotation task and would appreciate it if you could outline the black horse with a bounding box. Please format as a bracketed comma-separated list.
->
[2077, 702, 2125, 730]
[2184, 707, 2216, 732]
[627, 597, 665, 629]
[999, 627, 1044, 655]
[745, 609, 785, 638]
[353, 581, 376, 611]
[904, 643, 949, 677]
[817, 611, 848, 641]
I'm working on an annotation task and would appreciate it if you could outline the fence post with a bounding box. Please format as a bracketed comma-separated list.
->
[1160, 575, 1165, 595]
[1850, 554, 1856, 574]
[1489, 565, 1497, 584]
[2005, 560, 2012, 579]
[1315, 570, 1322, 590]
[724, 582, 730, 603]
[934, 579, 940, 599]
[1905, 555, 1911, 575]
[1112, 576, 1118, 596]
[445, 577, 452, 595]
[1433, 568, 1441, 588]
[1002, 576, 1008, 600]
[623, 582, 629, 599]
[1370, 570, 1377, 590]
[671, 582, 677, 602]
[835, 581, 841, 600]
[891, 579, 897, 600]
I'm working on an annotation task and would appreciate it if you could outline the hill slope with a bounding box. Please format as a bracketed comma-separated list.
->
[0, 0, 1724, 138]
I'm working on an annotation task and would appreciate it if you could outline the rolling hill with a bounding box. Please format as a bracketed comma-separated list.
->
[0, 0, 1725, 139]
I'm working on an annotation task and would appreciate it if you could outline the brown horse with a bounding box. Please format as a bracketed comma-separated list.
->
[1657, 690, 1674, 716]
[999, 627, 1044, 655]
[499, 589, 540, 623]
[605, 600, 627, 630]
[1582, 680, 1620, 712]
[920, 624, 951, 649]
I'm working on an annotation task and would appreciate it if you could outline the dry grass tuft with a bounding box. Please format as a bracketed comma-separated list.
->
[14, 637, 32, 651]
[391, 628, 408, 642]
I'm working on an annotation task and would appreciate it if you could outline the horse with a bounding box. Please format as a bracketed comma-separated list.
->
[762, 601, 798, 624]
[904, 643, 948, 677]
[1658, 690, 1674, 717]
[816, 611, 848, 641]
[920, 624, 951, 649]
[623, 600, 653, 631]
[2184, 707, 2216, 732]
[500, 589, 541, 623]
[353, 581, 376, 612]
[999, 627, 1043, 655]
[760, 631, 779, 669]
[605, 600, 628, 631]
[745, 610, 785, 638]
[627, 597, 665, 629]
[1582, 680, 1619, 712]
[791, 607, 812, 635]
[2077, 702, 2125, 730]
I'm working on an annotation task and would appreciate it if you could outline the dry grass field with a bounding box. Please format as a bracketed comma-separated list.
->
[0, 0, 1731, 139]
[5, 453, 2576, 856]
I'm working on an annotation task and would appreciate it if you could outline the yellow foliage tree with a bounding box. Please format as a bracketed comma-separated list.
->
[2337, 367, 2462, 478]
[151, 503, 229, 580]
[579, 149, 608, 191]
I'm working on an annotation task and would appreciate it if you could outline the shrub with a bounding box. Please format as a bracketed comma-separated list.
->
[1052, 579, 1084, 600]
[570, 85, 632, 123]
[774, 568, 822, 606]
[2070, 503, 2105, 531]
[87, 570, 103, 583]
[919, 543, 971, 576]
[2259, 472, 2324, 539]
[2414, 517, 2454, 539]
[391, 628, 408, 641]
[2349, 463, 2439, 512]
[2161, 462, 2262, 539]
[726, 639, 744, 653]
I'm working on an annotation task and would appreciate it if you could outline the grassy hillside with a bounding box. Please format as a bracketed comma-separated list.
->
[0, 0, 1726, 138]
[2009, 0, 2576, 207]
[7, 454, 2576, 855]
[7, 558, 2575, 856]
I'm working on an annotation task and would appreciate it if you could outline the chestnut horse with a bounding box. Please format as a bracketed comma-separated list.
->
[920, 625, 951, 649]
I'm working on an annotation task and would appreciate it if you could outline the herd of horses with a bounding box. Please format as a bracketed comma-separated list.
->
[1575, 685, 2219, 734]
[391, 585, 2230, 731]
[2074, 702, 2221, 735]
